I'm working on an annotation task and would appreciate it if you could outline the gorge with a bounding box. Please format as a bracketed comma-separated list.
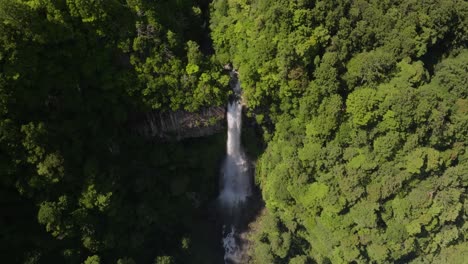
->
[219, 76, 252, 263]
[1, 1, 467, 263]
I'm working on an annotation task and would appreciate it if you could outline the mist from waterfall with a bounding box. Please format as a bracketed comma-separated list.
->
[219, 76, 252, 263]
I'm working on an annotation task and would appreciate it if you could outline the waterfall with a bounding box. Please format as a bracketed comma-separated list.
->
[219, 101, 251, 206]
[219, 76, 252, 263]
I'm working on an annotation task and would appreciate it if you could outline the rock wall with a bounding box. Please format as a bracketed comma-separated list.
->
[134, 107, 226, 141]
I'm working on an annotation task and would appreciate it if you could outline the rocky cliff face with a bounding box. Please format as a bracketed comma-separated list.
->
[134, 107, 226, 141]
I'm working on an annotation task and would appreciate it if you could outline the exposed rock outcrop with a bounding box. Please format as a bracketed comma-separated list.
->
[134, 107, 226, 141]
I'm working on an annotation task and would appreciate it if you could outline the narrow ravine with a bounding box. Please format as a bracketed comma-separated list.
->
[218, 73, 253, 264]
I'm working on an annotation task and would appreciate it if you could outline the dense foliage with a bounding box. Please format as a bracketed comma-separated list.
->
[211, 0, 468, 263]
[0, 0, 228, 263]
[2, 0, 468, 263]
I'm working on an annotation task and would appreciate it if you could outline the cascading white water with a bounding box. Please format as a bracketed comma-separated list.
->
[219, 100, 251, 206]
[222, 226, 241, 263]
[219, 76, 252, 263]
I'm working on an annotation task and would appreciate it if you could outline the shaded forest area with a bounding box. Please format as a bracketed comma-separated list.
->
[0, 0, 230, 263]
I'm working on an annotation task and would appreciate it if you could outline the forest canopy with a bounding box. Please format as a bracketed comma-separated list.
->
[210, 0, 468, 263]
[1, 0, 228, 263]
[1, 0, 467, 264]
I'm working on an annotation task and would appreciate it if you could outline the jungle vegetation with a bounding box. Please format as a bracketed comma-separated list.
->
[1, 0, 228, 263]
[1, 0, 467, 264]
[210, 0, 468, 263]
